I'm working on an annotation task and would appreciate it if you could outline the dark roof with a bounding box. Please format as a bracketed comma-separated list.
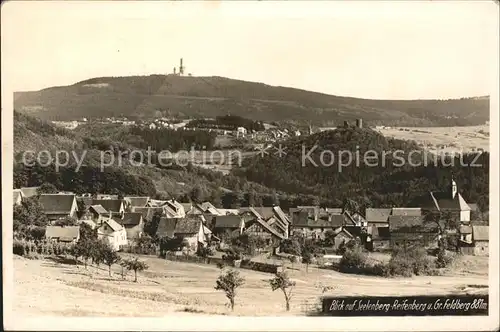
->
[92, 199, 124, 213]
[156, 217, 177, 238]
[45, 226, 80, 239]
[472, 226, 488, 241]
[388, 215, 425, 231]
[365, 208, 392, 222]
[371, 227, 391, 240]
[124, 196, 150, 208]
[132, 207, 164, 220]
[391, 208, 422, 216]
[174, 216, 202, 234]
[120, 213, 143, 226]
[424, 192, 471, 211]
[77, 196, 93, 206]
[89, 204, 108, 215]
[291, 213, 344, 228]
[214, 215, 243, 229]
[39, 194, 76, 214]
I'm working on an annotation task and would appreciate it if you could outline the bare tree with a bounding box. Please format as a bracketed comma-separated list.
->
[214, 268, 245, 311]
[269, 271, 296, 311]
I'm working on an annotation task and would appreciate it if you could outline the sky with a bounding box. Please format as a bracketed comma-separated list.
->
[2, 1, 499, 99]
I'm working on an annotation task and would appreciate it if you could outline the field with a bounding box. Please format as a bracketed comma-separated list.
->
[376, 125, 490, 153]
[11, 253, 488, 318]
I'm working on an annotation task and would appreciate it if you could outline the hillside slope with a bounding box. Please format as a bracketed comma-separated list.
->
[14, 75, 489, 126]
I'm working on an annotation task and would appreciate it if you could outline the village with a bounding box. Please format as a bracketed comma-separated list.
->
[13, 177, 489, 266]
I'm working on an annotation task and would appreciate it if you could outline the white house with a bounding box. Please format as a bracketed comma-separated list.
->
[236, 127, 247, 138]
[97, 218, 128, 251]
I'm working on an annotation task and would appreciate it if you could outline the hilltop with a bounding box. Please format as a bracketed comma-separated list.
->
[14, 75, 489, 126]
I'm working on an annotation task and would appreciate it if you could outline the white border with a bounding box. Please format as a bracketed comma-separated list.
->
[2, 1, 499, 331]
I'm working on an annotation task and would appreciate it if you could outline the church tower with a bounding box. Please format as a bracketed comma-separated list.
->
[451, 177, 458, 199]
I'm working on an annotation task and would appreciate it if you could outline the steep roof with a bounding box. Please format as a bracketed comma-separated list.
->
[120, 212, 143, 226]
[391, 208, 422, 216]
[468, 203, 479, 212]
[124, 196, 150, 208]
[45, 226, 80, 240]
[291, 213, 344, 228]
[89, 204, 108, 215]
[20, 187, 39, 198]
[472, 226, 489, 241]
[365, 208, 392, 222]
[156, 217, 177, 238]
[388, 215, 426, 232]
[174, 216, 202, 234]
[426, 192, 471, 211]
[100, 218, 124, 232]
[132, 207, 164, 220]
[214, 215, 243, 228]
[39, 194, 76, 214]
[77, 196, 93, 206]
[92, 199, 124, 213]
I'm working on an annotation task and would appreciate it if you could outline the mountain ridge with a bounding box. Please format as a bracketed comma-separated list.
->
[14, 75, 490, 126]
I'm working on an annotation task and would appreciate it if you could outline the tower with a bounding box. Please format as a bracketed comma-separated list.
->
[179, 58, 185, 76]
[451, 177, 458, 198]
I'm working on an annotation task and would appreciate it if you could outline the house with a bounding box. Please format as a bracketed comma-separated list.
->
[458, 225, 474, 255]
[19, 186, 40, 198]
[388, 215, 438, 249]
[367, 226, 391, 251]
[242, 209, 285, 246]
[236, 126, 247, 138]
[45, 226, 80, 243]
[146, 199, 185, 218]
[365, 208, 392, 227]
[198, 202, 223, 216]
[39, 194, 79, 221]
[118, 212, 144, 242]
[290, 211, 344, 240]
[13, 189, 24, 206]
[123, 196, 150, 210]
[97, 218, 128, 251]
[83, 204, 108, 225]
[156, 216, 208, 253]
[92, 199, 125, 217]
[240, 206, 290, 238]
[333, 228, 355, 250]
[133, 207, 165, 221]
[212, 215, 245, 239]
[419, 179, 471, 223]
[472, 225, 489, 256]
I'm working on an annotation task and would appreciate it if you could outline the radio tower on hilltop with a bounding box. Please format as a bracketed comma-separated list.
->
[179, 58, 185, 76]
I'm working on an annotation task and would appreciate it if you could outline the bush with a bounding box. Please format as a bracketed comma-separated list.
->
[386, 245, 436, 277]
[338, 245, 368, 274]
[13, 239, 26, 256]
[435, 250, 456, 268]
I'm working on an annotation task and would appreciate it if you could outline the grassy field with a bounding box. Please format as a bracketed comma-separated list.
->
[377, 125, 489, 153]
[12, 253, 488, 318]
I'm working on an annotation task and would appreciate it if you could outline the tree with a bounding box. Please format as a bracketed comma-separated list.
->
[53, 216, 78, 227]
[101, 244, 121, 277]
[37, 182, 58, 195]
[69, 242, 83, 266]
[301, 250, 313, 273]
[79, 223, 98, 242]
[122, 257, 149, 282]
[269, 271, 296, 311]
[214, 269, 245, 311]
[189, 185, 206, 203]
[13, 197, 49, 231]
[143, 211, 162, 237]
[342, 198, 360, 214]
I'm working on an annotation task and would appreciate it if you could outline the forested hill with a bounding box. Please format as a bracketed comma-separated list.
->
[14, 75, 489, 126]
[232, 126, 490, 212]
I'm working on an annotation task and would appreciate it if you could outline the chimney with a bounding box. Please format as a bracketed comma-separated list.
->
[356, 119, 363, 128]
[109, 211, 112, 219]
